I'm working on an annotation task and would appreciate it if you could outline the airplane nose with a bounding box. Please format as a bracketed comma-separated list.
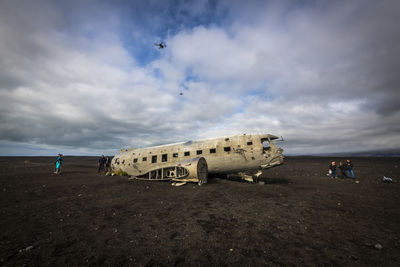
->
[268, 134, 279, 140]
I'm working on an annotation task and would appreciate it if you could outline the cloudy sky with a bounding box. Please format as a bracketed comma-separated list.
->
[0, 0, 399, 156]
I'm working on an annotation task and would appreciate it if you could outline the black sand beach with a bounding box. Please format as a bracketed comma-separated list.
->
[1, 156, 399, 266]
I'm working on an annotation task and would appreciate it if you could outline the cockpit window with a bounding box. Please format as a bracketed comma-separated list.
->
[262, 138, 271, 153]
[263, 141, 270, 149]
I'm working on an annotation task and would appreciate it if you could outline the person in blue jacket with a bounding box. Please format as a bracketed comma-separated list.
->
[54, 154, 63, 174]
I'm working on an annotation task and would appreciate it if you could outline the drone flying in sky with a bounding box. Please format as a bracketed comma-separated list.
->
[154, 42, 166, 49]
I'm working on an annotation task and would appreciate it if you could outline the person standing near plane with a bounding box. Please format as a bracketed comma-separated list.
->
[105, 156, 111, 173]
[345, 159, 355, 179]
[54, 154, 63, 174]
[98, 155, 106, 173]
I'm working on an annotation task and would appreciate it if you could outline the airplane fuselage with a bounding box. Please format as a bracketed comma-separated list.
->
[112, 133, 284, 183]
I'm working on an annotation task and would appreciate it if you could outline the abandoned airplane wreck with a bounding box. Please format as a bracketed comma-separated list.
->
[111, 133, 284, 185]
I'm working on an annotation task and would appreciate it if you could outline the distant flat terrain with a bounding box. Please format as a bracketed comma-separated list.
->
[0, 156, 399, 266]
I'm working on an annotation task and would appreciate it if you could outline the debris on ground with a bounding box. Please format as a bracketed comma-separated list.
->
[19, 245, 34, 252]
[171, 182, 186, 186]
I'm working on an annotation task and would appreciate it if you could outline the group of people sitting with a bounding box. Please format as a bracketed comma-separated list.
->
[328, 159, 355, 179]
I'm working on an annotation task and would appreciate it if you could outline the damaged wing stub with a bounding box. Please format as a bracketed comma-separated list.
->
[111, 133, 284, 185]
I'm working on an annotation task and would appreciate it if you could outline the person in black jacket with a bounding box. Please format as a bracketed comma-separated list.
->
[105, 156, 111, 173]
[338, 161, 346, 179]
[345, 159, 355, 179]
[98, 155, 106, 173]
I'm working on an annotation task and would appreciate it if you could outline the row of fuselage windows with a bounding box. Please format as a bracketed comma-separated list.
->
[133, 141, 253, 164]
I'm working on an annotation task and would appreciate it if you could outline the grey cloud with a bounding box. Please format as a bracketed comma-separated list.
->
[1, 0, 399, 155]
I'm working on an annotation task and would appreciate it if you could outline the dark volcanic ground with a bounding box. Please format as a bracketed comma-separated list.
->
[0, 156, 399, 266]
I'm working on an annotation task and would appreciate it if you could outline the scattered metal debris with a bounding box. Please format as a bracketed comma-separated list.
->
[19, 245, 34, 252]
[171, 182, 186, 187]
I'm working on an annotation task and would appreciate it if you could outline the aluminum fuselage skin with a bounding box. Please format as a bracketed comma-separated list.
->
[112, 133, 283, 177]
